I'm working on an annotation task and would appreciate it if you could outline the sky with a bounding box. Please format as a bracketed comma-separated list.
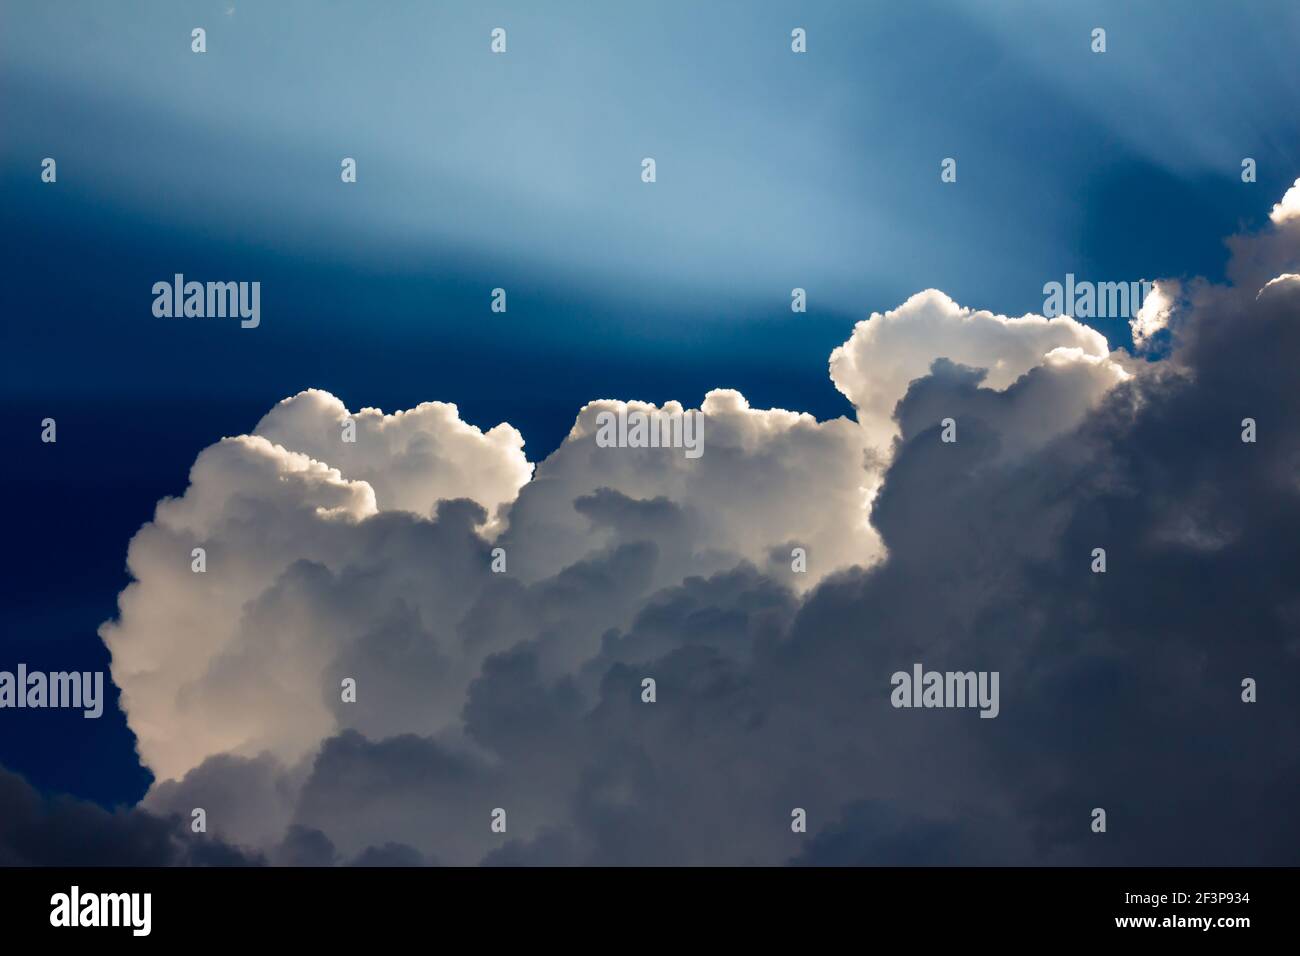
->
[1, 1, 1299, 865]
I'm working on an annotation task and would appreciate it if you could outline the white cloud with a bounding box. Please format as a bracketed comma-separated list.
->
[828, 289, 1119, 449]
[1130, 280, 1178, 347]
[1269, 177, 1300, 224]
[254, 389, 532, 529]
[500, 389, 880, 589]
[103, 387, 888, 783]
[101, 436, 380, 781]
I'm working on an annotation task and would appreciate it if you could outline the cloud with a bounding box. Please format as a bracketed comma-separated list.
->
[1226, 182, 1300, 299]
[1130, 280, 1178, 348]
[101, 435, 382, 781]
[0, 765, 260, 866]
[253, 388, 533, 528]
[501, 390, 882, 589]
[1269, 176, 1300, 224]
[828, 289, 1121, 449]
[97, 179, 1300, 865]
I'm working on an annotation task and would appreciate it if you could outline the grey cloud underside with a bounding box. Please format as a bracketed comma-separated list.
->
[0, 765, 260, 866]
[0, 762, 430, 867]
[81, 190, 1300, 865]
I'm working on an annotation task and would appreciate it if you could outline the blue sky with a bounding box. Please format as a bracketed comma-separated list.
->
[3, 0, 1299, 811]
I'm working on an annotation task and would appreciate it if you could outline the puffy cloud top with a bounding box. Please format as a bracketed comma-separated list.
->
[828, 289, 1119, 448]
[1270, 176, 1300, 224]
[254, 389, 532, 528]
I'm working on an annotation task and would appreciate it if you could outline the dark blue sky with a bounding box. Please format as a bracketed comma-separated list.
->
[3, 0, 1299, 809]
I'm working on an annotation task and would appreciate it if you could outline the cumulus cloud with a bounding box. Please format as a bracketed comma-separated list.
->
[828, 289, 1122, 448]
[95, 178, 1300, 865]
[101, 435, 382, 781]
[1269, 176, 1300, 224]
[253, 389, 533, 528]
[501, 389, 881, 588]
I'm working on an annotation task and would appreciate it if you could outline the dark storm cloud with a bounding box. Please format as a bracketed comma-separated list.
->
[463, 267, 1299, 864]
[823, 272, 1300, 864]
[0, 765, 261, 866]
